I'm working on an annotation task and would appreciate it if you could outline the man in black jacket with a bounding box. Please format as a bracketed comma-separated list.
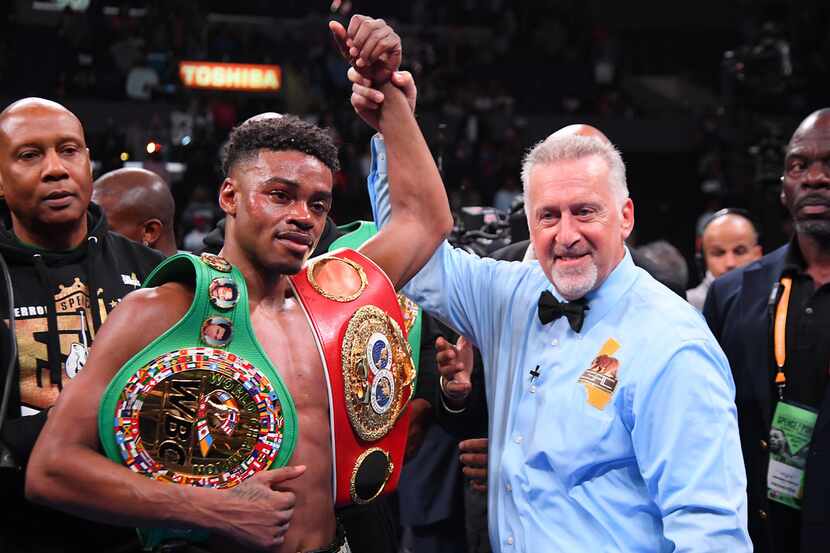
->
[0, 97, 163, 552]
[704, 108, 830, 553]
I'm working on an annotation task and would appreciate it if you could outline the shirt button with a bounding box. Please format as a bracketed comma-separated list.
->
[760, 439, 768, 451]
[551, 338, 559, 346]
[805, 307, 814, 315]
[514, 435, 523, 444]
[759, 509, 768, 521]
[506, 536, 514, 546]
[506, 483, 512, 492]
[529, 385, 536, 394]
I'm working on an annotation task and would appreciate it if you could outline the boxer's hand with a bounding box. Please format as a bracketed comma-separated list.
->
[348, 68, 416, 130]
[218, 465, 306, 550]
[329, 15, 401, 85]
[436, 335, 474, 407]
[405, 398, 433, 461]
[329, 15, 403, 87]
[459, 438, 488, 493]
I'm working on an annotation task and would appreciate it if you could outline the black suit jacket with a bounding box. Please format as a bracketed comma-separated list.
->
[704, 244, 830, 553]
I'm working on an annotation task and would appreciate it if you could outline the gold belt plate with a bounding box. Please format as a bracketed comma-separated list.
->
[114, 347, 284, 488]
[341, 306, 414, 441]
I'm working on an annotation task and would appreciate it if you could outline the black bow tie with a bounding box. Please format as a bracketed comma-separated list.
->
[537, 290, 589, 333]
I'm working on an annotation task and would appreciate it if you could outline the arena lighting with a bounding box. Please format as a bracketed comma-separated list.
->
[145, 142, 161, 155]
[32, 0, 90, 11]
[120, 152, 129, 161]
[179, 61, 282, 92]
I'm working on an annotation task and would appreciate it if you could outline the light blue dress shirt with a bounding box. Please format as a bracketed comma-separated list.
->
[368, 135, 751, 552]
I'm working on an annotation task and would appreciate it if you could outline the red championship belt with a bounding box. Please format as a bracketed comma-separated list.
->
[289, 248, 414, 507]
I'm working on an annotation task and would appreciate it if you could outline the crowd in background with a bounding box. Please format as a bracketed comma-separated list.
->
[2, 0, 828, 290]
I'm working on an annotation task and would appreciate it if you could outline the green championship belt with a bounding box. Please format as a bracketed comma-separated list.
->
[329, 221, 422, 384]
[99, 252, 298, 547]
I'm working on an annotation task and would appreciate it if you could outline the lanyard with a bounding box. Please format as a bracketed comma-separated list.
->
[773, 276, 793, 400]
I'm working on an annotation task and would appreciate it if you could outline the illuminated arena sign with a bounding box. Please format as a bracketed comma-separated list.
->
[179, 62, 282, 92]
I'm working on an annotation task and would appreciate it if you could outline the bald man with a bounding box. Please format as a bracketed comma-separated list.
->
[686, 209, 762, 310]
[704, 109, 830, 552]
[551, 123, 614, 142]
[0, 97, 163, 552]
[93, 168, 177, 257]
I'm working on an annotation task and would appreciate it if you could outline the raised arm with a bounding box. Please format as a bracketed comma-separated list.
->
[331, 16, 453, 290]
[366, 79, 453, 288]
[25, 284, 303, 550]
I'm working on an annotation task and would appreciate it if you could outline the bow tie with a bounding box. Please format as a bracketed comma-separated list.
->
[537, 290, 589, 333]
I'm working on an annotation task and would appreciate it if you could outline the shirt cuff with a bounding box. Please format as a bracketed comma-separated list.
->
[370, 133, 387, 177]
[439, 376, 468, 414]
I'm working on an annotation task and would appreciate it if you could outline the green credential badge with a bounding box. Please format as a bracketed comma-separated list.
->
[766, 401, 818, 510]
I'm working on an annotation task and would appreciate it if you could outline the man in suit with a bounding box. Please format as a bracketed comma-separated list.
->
[397, 315, 468, 553]
[704, 108, 830, 553]
[688, 209, 762, 310]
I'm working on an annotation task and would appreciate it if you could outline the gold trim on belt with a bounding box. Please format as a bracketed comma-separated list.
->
[341, 305, 414, 441]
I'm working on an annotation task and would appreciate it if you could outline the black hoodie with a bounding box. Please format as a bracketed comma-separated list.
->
[0, 201, 163, 552]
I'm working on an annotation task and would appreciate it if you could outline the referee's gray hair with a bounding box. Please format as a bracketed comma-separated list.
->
[521, 134, 629, 209]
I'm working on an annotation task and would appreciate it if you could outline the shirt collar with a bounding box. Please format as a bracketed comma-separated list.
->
[783, 235, 807, 276]
[547, 247, 639, 334]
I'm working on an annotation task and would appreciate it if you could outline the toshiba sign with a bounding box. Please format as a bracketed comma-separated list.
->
[179, 62, 282, 92]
